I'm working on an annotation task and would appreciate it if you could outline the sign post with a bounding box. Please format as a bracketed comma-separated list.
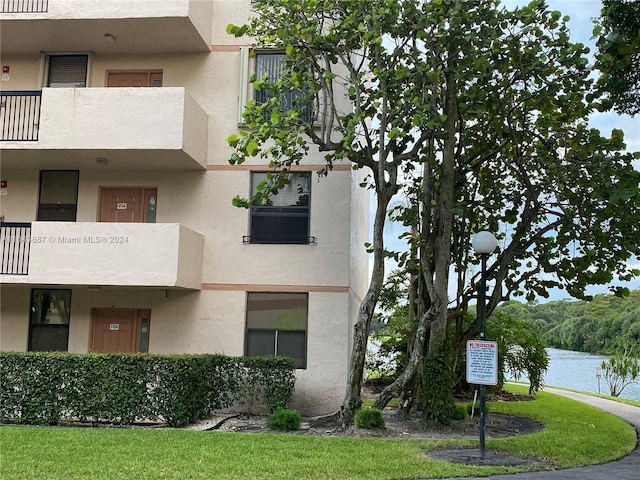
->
[466, 339, 498, 460]
[471, 231, 498, 460]
[466, 340, 498, 386]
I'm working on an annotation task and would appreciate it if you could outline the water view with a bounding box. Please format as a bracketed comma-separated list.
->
[542, 348, 640, 402]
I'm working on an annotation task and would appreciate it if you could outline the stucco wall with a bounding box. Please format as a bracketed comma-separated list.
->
[0, 55, 40, 89]
[0, 286, 351, 414]
[0, 287, 31, 351]
[0, 0, 370, 415]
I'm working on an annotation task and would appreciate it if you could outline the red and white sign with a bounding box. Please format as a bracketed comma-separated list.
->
[466, 340, 498, 386]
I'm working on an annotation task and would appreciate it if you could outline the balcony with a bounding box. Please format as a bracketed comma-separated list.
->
[1, 87, 208, 170]
[0, 90, 41, 141]
[1, 0, 48, 14]
[0, 0, 212, 54]
[0, 222, 204, 289]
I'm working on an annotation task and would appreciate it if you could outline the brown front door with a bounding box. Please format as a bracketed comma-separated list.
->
[90, 309, 150, 353]
[107, 71, 162, 87]
[99, 187, 156, 223]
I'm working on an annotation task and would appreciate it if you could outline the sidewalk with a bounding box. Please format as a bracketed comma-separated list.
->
[442, 387, 640, 480]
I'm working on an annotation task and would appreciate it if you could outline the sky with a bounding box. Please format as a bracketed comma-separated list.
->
[379, 0, 640, 303]
[502, 0, 640, 160]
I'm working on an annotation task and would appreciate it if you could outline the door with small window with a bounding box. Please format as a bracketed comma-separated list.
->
[98, 187, 157, 223]
[90, 309, 150, 353]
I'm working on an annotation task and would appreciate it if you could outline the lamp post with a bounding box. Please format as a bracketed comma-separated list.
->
[471, 231, 497, 460]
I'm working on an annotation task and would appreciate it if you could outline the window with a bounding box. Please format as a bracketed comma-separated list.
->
[249, 172, 311, 244]
[107, 71, 163, 87]
[246, 292, 307, 368]
[138, 315, 150, 353]
[237, 48, 314, 124]
[37, 170, 79, 221]
[28, 289, 71, 351]
[254, 52, 313, 122]
[47, 55, 88, 88]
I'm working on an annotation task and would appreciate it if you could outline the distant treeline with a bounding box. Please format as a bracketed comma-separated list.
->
[495, 290, 640, 355]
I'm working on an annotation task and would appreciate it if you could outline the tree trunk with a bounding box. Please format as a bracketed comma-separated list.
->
[373, 304, 439, 410]
[427, 68, 457, 357]
[340, 182, 393, 425]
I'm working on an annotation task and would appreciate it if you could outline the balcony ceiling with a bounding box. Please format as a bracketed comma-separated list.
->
[0, 18, 211, 54]
[0, 149, 206, 170]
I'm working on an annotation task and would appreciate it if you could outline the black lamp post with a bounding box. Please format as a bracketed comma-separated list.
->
[471, 231, 497, 460]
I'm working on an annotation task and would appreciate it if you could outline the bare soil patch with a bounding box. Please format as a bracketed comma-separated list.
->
[190, 404, 542, 441]
[187, 390, 545, 467]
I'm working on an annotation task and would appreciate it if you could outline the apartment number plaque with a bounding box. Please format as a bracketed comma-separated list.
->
[109, 324, 120, 331]
[117, 203, 127, 209]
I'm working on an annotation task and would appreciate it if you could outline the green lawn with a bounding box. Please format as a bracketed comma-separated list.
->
[0, 385, 636, 479]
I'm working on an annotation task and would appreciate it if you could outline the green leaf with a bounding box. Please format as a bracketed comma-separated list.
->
[226, 24, 248, 37]
[227, 133, 239, 147]
[232, 196, 250, 208]
[246, 141, 260, 156]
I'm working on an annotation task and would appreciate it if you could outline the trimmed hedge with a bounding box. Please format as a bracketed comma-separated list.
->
[0, 352, 295, 427]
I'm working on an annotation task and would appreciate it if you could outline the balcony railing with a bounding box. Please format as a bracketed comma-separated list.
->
[0, 222, 31, 275]
[1, 0, 48, 13]
[0, 91, 41, 141]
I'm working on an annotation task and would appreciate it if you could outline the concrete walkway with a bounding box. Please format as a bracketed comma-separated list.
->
[442, 387, 640, 480]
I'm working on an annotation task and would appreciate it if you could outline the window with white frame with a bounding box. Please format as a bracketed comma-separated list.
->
[248, 171, 311, 244]
[245, 292, 307, 369]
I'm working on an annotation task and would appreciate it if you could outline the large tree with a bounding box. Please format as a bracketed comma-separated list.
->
[594, 0, 640, 116]
[227, 0, 640, 423]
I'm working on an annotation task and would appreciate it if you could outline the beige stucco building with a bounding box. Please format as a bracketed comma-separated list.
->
[0, 0, 369, 415]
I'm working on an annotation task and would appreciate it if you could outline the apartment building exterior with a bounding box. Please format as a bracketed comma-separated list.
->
[0, 0, 369, 415]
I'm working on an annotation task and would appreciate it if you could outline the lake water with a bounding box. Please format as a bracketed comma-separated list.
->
[540, 348, 640, 402]
[369, 341, 640, 401]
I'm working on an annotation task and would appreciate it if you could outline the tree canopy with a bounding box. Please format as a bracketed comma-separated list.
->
[497, 290, 640, 355]
[594, 0, 640, 116]
[228, 0, 640, 423]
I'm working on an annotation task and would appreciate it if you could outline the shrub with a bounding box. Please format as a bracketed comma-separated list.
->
[451, 404, 469, 421]
[0, 352, 296, 427]
[601, 344, 640, 397]
[240, 357, 296, 412]
[266, 407, 301, 431]
[465, 401, 490, 417]
[355, 408, 385, 429]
